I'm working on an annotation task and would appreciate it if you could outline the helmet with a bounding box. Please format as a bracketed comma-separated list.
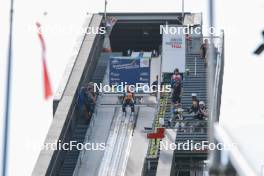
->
[199, 101, 205, 106]
[124, 92, 133, 100]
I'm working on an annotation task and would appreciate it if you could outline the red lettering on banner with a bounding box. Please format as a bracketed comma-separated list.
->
[171, 44, 182, 48]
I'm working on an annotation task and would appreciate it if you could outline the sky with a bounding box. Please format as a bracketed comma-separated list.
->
[0, 0, 264, 175]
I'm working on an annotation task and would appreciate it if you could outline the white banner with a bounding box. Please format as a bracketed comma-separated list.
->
[162, 26, 186, 73]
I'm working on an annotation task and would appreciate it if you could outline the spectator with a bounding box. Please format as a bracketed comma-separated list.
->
[173, 68, 181, 78]
[188, 100, 199, 115]
[191, 93, 199, 104]
[77, 85, 88, 119]
[84, 83, 96, 119]
[151, 75, 159, 96]
[78, 85, 87, 108]
[188, 93, 200, 115]
[171, 79, 182, 105]
[171, 68, 182, 88]
[170, 103, 184, 129]
[200, 39, 208, 58]
[197, 101, 208, 120]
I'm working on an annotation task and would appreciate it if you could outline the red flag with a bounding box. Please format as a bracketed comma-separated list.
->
[36, 22, 52, 100]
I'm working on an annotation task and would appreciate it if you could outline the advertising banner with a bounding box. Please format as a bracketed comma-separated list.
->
[162, 25, 186, 73]
[109, 58, 150, 85]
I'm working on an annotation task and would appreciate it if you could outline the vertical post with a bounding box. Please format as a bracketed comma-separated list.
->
[194, 57, 197, 76]
[158, 22, 166, 102]
[104, 0, 107, 25]
[2, 0, 14, 175]
[208, 1, 215, 127]
[182, 0, 184, 23]
[207, 0, 221, 174]
[157, 55, 162, 102]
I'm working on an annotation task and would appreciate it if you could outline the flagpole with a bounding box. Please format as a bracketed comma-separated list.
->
[2, 0, 15, 174]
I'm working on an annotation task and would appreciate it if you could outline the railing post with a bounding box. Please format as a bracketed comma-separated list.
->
[195, 57, 197, 76]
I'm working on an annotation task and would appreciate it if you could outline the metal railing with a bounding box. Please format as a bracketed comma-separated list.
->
[208, 30, 225, 174]
[73, 56, 110, 176]
[211, 30, 224, 121]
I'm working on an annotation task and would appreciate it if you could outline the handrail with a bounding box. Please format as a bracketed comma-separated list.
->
[145, 91, 168, 159]
[72, 103, 98, 176]
[73, 56, 110, 176]
[211, 30, 224, 123]
[208, 30, 225, 173]
[32, 14, 104, 176]
[49, 16, 103, 176]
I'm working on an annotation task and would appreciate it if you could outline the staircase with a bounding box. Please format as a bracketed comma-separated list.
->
[173, 53, 209, 175]
[181, 54, 207, 110]
[58, 52, 110, 176]
[59, 124, 89, 176]
[144, 54, 208, 176]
